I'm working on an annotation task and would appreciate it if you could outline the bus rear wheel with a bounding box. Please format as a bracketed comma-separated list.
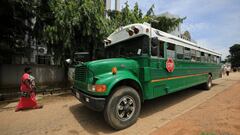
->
[104, 86, 141, 130]
[203, 75, 212, 90]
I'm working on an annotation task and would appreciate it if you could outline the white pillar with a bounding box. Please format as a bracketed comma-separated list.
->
[105, 0, 111, 10]
[115, 0, 120, 11]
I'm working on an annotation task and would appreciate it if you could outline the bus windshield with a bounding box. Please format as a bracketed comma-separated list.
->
[106, 35, 149, 58]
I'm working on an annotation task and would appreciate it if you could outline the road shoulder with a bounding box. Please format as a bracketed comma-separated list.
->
[151, 76, 240, 135]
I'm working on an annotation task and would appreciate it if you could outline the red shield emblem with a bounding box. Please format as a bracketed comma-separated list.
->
[166, 58, 174, 72]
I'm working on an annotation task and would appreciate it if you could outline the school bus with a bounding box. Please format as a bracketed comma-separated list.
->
[72, 23, 222, 129]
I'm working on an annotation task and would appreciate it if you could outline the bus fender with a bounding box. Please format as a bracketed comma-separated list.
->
[95, 71, 143, 97]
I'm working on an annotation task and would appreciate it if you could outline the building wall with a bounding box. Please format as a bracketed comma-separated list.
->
[105, 0, 120, 10]
[0, 64, 66, 93]
[115, 0, 120, 11]
[105, 0, 111, 10]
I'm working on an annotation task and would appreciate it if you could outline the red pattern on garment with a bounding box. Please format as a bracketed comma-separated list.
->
[16, 73, 39, 110]
[16, 92, 38, 109]
[20, 73, 31, 92]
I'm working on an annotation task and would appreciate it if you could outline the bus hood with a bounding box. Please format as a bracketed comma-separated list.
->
[86, 58, 139, 77]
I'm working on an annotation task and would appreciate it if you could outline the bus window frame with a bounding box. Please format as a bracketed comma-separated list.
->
[196, 51, 201, 62]
[148, 37, 221, 64]
[166, 42, 176, 59]
[176, 45, 184, 60]
[190, 49, 197, 62]
[150, 38, 165, 59]
[184, 47, 191, 60]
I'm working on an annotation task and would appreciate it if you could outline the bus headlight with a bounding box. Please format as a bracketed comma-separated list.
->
[88, 84, 107, 92]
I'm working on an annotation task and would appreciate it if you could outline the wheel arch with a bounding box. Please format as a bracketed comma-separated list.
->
[108, 79, 144, 102]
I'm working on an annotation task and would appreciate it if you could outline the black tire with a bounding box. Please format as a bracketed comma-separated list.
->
[203, 75, 212, 90]
[104, 86, 141, 130]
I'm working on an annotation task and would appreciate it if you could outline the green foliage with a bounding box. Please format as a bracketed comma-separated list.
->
[1, 0, 186, 64]
[150, 16, 185, 32]
[0, 0, 40, 63]
[43, 0, 108, 63]
[229, 44, 240, 67]
[0, 0, 37, 48]
[107, 2, 185, 33]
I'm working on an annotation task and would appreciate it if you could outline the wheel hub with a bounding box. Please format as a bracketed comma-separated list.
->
[116, 96, 135, 121]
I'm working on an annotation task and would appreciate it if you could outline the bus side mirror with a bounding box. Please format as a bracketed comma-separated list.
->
[65, 59, 72, 64]
[137, 49, 142, 55]
[151, 37, 159, 47]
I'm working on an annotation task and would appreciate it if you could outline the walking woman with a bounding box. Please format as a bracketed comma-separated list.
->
[226, 66, 231, 76]
[15, 67, 43, 112]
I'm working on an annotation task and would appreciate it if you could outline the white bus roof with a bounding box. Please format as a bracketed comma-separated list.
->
[105, 23, 221, 57]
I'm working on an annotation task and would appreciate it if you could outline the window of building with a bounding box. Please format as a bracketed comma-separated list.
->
[166, 43, 175, 58]
[176, 45, 184, 59]
[184, 47, 191, 60]
[37, 55, 51, 65]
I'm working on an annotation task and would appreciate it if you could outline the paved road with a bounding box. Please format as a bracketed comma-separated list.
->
[0, 73, 239, 135]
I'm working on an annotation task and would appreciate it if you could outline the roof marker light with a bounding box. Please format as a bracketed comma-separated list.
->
[146, 28, 149, 33]
[126, 28, 134, 36]
[131, 26, 139, 34]
[104, 39, 111, 45]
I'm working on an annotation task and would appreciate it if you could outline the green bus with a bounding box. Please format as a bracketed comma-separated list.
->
[72, 23, 222, 129]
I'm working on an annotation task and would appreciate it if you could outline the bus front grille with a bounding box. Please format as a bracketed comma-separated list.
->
[75, 65, 87, 82]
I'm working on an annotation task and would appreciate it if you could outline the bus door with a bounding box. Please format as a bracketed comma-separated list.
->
[150, 38, 168, 98]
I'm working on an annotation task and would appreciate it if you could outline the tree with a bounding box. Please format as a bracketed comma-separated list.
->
[229, 44, 240, 67]
[43, 0, 109, 64]
[108, 2, 185, 33]
[149, 16, 185, 33]
[0, 0, 38, 63]
[1, 0, 186, 65]
[182, 31, 191, 41]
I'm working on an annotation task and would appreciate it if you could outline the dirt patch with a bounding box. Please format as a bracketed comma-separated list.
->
[0, 73, 239, 135]
[151, 80, 240, 135]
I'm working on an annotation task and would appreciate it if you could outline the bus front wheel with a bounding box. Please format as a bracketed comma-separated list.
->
[203, 75, 212, 90]
[104, 86, 141, 130]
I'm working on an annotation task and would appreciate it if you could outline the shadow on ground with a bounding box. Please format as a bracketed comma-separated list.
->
[69, 83, 218, 134]
[69, 104, 113, 134]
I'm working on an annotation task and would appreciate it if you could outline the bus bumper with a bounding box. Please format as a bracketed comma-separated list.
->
[71, 88, 106, 112]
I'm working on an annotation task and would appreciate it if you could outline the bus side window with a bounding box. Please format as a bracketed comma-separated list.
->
[151, 38, 159, 57]
[159, 41, 164, 58]
[166, 43, 175, 59]
[212, 55, 215, 63]
[208, 54, 212, 63]
[217, 56, 220, 64]
[184, 47, 191, 60]
[176, 45, 184, 59]
[151, 46, 158, 56]
[191, 49, 196, 62]
[196, 51, 201, 62]
[201, 52, 205, 62]
[205, 53, 209, 62]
